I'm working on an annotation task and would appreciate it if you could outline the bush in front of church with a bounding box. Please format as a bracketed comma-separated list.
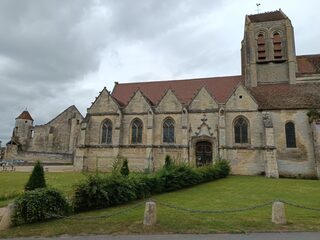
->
[13, 188, 70, 225]
[72, 159, 231, 212]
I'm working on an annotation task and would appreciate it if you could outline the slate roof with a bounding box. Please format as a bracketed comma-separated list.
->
[16, 111, 33, 121]
[248, 10, 287, 23]
[296, 54, 320, 76]
[112, 75, 243, 106]
[249, 83, 320, 110]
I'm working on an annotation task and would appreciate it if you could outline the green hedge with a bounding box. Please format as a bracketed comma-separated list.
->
[13, 188, 70, 225]
[73, 159, 230, 212]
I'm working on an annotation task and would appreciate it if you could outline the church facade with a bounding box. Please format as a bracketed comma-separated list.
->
[5, 10, 320, 178]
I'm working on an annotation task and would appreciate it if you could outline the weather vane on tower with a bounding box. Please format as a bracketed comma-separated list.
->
[256, 3, 261, 14]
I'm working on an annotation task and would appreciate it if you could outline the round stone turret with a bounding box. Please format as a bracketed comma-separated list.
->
[14, 110, 34, 147]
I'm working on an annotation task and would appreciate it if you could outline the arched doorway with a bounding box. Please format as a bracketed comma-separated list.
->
[196, 141, 212, 167]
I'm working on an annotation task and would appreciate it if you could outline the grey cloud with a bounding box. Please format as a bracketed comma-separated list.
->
[1, 0, 319, 145]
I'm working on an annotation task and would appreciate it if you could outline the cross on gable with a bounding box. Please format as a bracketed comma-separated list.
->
[201, 114, 207, 123]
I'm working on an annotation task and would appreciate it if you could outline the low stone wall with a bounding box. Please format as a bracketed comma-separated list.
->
[5, 151, 73, 165]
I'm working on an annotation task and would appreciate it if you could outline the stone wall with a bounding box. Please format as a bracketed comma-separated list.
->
[30, 106, 83, 154]
[272, 110, 317, 178]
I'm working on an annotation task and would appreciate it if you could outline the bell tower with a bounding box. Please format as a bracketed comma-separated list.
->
[241, 9, 297, 87]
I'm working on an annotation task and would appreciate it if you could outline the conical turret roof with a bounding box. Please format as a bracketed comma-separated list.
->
[16, 110, 33, 121]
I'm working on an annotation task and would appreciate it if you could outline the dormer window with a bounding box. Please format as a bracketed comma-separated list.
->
[257, 34, 266, 61]
[273, 33, 282, 59]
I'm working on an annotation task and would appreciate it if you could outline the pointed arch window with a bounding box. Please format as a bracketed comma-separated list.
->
[131, 118, 143, 144]
[234, 117, 249, 144]
[163, 118, 175, 143]
[273, 33, 282, 59]
[257, 33, 266, 61]
[101, 119, 112, 144]
[285, 122, 296, 148]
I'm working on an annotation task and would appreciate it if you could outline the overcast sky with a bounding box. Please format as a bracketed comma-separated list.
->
[0, 0, 319, 145]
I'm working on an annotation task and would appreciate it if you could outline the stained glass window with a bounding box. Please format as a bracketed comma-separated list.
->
[163, 118, 175, 143]
[132, 119, 143, 144]
[101, 119, 112, 144]
[285, 122, 296, 148]
[234, 117, 248, 144]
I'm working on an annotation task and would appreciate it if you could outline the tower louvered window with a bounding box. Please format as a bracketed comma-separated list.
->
[257, 34, 266, 60]
[285, 122, 296, 148]
[163, 118, 175, 143]
[131, 119, 143, 144]
[101, 119, 112, 144]
[273, 33, 282, 59]
[234, 117, 249, 144]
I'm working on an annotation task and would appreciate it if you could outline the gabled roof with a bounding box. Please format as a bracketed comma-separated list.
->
[247, 10, 287, 23]
[111, 75, 243, 107]
[249, 82, 320, 110]
[46, 105, 83, 125]
[16, 110, 33, 121]
[296, 54, 320, 76]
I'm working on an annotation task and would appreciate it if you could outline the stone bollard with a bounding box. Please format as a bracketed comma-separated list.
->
[0, 204, 15, 231]
[272, 201, 286, 224]
[143, 201, 157, 227]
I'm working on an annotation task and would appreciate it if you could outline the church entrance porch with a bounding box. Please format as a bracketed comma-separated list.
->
[195, 141, 212, 167]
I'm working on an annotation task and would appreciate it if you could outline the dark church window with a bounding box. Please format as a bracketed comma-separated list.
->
[163, 118, 175, 143]
[257, 34, 266, 60]
[273, 33, 282, 59]
[131, 118, 143, 144]
[234, 117, 249, 144]
[101, 119, 112, 144]
[285, 122, 296, 148]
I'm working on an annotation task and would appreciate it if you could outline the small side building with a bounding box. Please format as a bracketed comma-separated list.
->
[4, 106, 83, 165]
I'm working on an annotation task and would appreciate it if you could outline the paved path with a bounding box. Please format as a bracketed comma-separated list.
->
[8, 233, 320, 240]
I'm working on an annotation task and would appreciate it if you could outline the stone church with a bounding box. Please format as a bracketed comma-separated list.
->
[5, 10, 320, 178]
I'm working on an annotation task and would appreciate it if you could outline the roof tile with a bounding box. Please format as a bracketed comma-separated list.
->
[249, 83, 320, 110]
[111, 76, 243, 106]
[296, 54, 320, 75]
[16, 111, 33, 121]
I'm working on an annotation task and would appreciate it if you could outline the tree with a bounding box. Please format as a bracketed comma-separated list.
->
[25, 161, 46, 191]
[120, 158, 129, 176]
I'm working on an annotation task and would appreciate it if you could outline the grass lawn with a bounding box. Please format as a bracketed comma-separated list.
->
[0, 171, 86, 207]
[1, 175, 320, 237]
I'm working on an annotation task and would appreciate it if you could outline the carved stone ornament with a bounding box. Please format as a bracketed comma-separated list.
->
[262, 112, 273, 128]
[195, 114, 214, 136]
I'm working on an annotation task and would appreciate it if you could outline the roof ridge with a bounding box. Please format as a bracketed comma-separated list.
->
[114, 75, 243, 86]
[248, 10, 283, 17]
[297, 54, 320, 58]
[46, 105, 82, 125]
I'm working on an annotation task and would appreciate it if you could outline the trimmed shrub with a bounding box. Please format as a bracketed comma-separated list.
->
[213, 159, 231, 178]
[73, 174, 136, 212]
[156, 164, 202, 192]
[13, 188, 70, 225]
[120, 158, 130, 176]
[73, 159, 231, 212]
[25, 160, 46, 191]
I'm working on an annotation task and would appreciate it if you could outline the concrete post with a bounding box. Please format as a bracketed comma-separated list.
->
[272, 201, 287, 224]
[143, 201, 157, 227]
[0, 204, 15, 230]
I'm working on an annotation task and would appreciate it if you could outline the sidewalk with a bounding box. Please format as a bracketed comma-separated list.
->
[7, 232, 320, 240]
